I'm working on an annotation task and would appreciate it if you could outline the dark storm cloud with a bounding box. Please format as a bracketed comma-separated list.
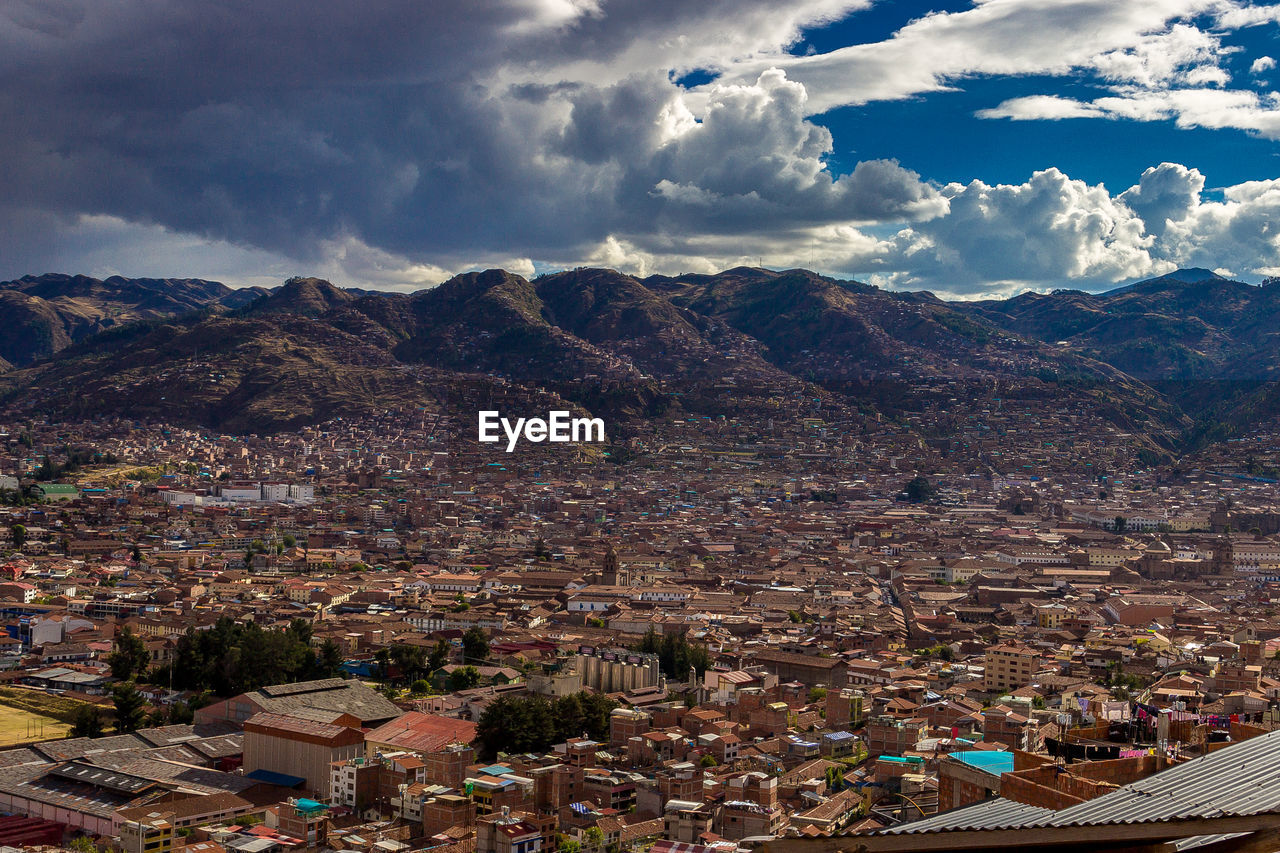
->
[0, 0, 936, 271]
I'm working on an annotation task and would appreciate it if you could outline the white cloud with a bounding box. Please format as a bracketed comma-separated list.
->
[714, 0, 1239, 114]
[1157, 177, 1280, 272]
[1118, 162, 1206, 237]
[840, 168, 1163, 292]
[977, 95, 1107, 120]
[2, 0, 1280, 295]
[1251, 56, 1276, 75]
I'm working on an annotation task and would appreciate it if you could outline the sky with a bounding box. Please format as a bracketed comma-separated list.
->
[2, 0, 1280, 298]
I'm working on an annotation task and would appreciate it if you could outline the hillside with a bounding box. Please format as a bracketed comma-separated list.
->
[0, 266, 1252, 446]
[0, 273, 256, 367]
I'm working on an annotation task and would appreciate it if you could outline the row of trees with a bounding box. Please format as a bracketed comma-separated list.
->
[370, 627, 489, 688]
[151, 617, 343, 696]
[68, 682, 198, 738]
[635, 626, 712, 678]
[475, 692, 617, 759]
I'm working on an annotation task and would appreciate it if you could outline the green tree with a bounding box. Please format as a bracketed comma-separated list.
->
[1114, 516, 1127, 533]
[583, 827, 604, 853]
[69, 704, 104, 738]
[410, 679, 432, 695]
[473, 691, 618, 759]
[112, 682, 147, 733]
[824, 766, 844, 790]
[68, 837, 97, 853]
[559, 839, 581, 853]
[9, 524, 25, 551]
[700, 753, 718, 767]
[108, 627, 151, 682]
[447, 666, 482, 692]
[168, 701, 195, 725]
[636, 627, 712, 678]
[313, 639, 345, 679]
[374, 648, 392, 683]
[462, 627, 489, 663]
[428, 638, 451, 670]
[169, 615, 323, 696]
[904, 476, 937, 504]
[283, 534, 297, 549]
[287, 618, 313, 648]
[475, 694, 557, 759]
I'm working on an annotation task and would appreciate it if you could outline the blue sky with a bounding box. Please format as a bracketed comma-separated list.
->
[801, 1, 1280, 191]
[2, 0, 1280, 297]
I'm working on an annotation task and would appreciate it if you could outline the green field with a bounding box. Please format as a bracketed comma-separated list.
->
[0, 687, 92, 745]
[0, 710, 70, 745]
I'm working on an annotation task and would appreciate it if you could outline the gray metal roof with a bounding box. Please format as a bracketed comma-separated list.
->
[1039, 729, 1280, 828]
[880, 797, 1055, 835]
[882, 729, 1280, 837]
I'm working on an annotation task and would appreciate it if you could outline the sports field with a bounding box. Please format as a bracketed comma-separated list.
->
[0, 688, 88, 745]
[0, 710, 70, 745]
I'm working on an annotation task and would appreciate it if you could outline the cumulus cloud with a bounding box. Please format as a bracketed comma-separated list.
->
[837, 169, 1164, 293]
[1118, 163, 1206, 237]
[1, 0, 1279, 293]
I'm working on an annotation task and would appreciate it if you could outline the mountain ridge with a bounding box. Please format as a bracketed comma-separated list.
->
[0, 266, 1274, 448]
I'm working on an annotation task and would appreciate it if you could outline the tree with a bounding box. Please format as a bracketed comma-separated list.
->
[700, 753, 718, 767]
[168, 615, 323, 696]
[374, 648, 392, 683]
[112, 682, 147, 733]
[559, 839, 581, 853]
[168, 701, 195, 725]
[283, 534, 296, 549]
[462, 627, 489, 663]
[68, 837, 97, 853]
[410, 679, 432, 695]
[9, 524, 25, 551]
[428, 639, 451, 671]
[474, 692, 618, 759]
[108, 627, 151, 682]
[636, 627, 712, 678]
[447, 666, 482, 692]
[1114, 516, 1127, 533]
[69, 704, 104, 738]
[286, 618, 313, 648]
[904, 476, 937, 504]
[583, 827, 604, 853]
[313, 639, 345, 679]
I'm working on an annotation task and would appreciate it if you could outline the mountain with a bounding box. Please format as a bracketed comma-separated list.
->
[0, 274, 261, 367]
[956, 269, 1280, 443]
[0, 267, 1189, 443]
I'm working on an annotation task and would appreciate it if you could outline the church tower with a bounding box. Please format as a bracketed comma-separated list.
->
[602, 542, 629, 586]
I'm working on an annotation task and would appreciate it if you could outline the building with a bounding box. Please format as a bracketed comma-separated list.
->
[365, 712, 478, 756]
[242, 712, 365, 798]
[119, 813, 174, 853]
[196, 678, 402, 728]
[575, 647, 661, 693]
[476, 808, 543, 853]
[983, 643, 1038, 693]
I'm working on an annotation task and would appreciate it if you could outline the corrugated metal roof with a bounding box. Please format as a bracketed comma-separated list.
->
[882, 730, 1280, 837]
[1174, 833, 1248, 851]
[1039, 729, 1280, 828]
[880, 797, 1055, 835]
